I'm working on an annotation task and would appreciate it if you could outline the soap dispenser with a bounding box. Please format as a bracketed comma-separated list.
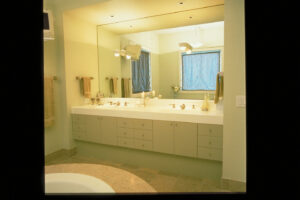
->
[201, 93, 209, 111]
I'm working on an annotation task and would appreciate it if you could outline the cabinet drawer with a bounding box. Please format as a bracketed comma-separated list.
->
[117, 137, 134, 148]
[133, 129, 152, 140]
[117, 127, 133, 138]
[197, 147, 222, 161]
[198, 135, 222, 149]
[133, 139, 153, 151]
[198, 124, 223, 137]
[133, 119, 153, 130]
[117, 118, 133, 128]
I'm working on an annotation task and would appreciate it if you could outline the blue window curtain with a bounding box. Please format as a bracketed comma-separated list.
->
[131, 51, 151, 93]
[182, 50, 220, 90]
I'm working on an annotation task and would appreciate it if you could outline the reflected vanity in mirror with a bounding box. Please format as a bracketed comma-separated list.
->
[97, 6, 224, 100]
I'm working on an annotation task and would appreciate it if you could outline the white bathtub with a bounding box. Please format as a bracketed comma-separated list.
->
[45, 173, 115, 193]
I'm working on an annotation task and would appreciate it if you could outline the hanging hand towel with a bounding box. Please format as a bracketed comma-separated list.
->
[214, 72, 224, 104]
[110, 77, 118, 95]
[44, 76, 54, 127]
[80, 77, 91, 98]
[122, 78, 130, 97]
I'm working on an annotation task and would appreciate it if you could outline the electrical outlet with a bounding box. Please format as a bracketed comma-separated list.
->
[236, 95, 246, 107]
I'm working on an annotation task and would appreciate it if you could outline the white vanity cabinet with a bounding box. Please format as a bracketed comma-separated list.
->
[153, 121, 197, 158]
[72, 114, 223, 161]
[197, 124, 223, 161]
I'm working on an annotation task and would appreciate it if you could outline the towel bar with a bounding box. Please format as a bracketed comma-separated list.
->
[106, 77, 118, 80]
[76, 76, 94, 80]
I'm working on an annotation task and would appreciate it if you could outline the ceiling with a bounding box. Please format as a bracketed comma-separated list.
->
[65, 0, 224, 34]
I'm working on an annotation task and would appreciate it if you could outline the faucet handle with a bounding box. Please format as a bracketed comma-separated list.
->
[192, 104, 196, 109]
[169, 104, 176, 108]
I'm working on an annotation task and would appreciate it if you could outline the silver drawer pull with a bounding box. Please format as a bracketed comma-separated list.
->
[209, 129, 212, 133]
[124, 132, 127, 134]
[209, 141, 212, 145]
[142, 144, 144, 147]
[142, 134, 144, 137]
[141, 124, 144, 126]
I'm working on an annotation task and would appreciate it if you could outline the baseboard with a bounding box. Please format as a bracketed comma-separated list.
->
[221, 178, 246, 192]
[45, 148, 77, 164]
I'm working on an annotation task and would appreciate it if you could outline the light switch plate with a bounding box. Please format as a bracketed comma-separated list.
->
[236, 95, 246, 107]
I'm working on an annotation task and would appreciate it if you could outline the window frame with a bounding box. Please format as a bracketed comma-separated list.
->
[179, 46, 224, 93]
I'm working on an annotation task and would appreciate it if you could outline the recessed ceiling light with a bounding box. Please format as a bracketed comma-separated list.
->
[129, 25, 133, 28]
[189, 16, 193, 19]
[179, 2, 184, 5]
[110, 15, 114, 18]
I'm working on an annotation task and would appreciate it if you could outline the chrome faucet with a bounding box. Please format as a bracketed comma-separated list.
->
[169, 104, 176, 109]
[180, 104, 186, 110]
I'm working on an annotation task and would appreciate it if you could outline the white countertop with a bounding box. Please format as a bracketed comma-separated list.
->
[71, 105, 223, 125]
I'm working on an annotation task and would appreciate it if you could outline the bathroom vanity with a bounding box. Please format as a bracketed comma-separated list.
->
[71, 98, 223, 162]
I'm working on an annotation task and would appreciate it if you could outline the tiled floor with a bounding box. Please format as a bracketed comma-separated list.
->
[45, 153, 233, 193]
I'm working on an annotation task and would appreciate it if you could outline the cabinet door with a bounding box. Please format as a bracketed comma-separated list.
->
[153, 120, 174, 154]
[174, 122, 197, 157]
[100, 117, 117, 146]
[85, 115, 101, 143]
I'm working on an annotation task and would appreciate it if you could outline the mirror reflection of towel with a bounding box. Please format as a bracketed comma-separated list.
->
[80, 77, 91, 98]
[214, 72, 224, 104]
[110, 77, 118, 95]
[44, 77, 54, 127]
[122, 78, 130, 97]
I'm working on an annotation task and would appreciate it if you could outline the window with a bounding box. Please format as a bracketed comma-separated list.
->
[131, 50, 151, 93]
[182, 50, 220, 91]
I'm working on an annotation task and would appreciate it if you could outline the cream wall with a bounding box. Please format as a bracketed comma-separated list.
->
[63, 12, 99, 150]
[223, 0, 246, 183]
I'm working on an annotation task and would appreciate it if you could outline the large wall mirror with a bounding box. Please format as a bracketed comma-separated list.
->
[97, 4, 224, 100]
